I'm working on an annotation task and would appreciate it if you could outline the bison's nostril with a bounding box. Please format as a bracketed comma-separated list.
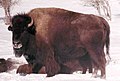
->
[13, 41, 22, 49]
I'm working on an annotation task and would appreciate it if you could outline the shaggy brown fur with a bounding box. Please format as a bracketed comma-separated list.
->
[28, 8, 110, 78]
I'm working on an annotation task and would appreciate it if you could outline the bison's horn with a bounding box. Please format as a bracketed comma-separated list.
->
[28, 18, 33, 27]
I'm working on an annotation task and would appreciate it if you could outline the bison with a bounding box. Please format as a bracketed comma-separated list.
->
[0, 58, 7, 72]
[8, 8, 110, 78]
[0, 58, 21, 72]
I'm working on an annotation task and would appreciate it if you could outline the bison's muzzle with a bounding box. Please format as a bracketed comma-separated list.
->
[13, 41, 23, 57]
[13, 41, 22, 49]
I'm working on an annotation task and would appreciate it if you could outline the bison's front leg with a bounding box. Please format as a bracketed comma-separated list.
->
[45, 55, 60, 77]
[32, 63, 43, 74]
[16, 64, 33, 76]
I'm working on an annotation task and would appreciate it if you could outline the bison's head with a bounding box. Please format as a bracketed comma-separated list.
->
[8, 14, 36, 57]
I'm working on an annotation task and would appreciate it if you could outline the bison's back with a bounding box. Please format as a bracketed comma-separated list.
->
[28, 7, 108, 59]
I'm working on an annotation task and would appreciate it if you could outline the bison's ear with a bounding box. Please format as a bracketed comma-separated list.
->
[8, 26, 13, 31]
[27, 25, 36, 35]
[26, 17, 36, 35]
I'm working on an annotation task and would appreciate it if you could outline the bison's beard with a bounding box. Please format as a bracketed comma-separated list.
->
[13, 48, 25, 57]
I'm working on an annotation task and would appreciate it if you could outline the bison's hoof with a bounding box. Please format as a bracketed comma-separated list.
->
[19, 73, 27, 76]
[100, 75, 106, 79]
[16, 64, 33, 75]
[91, 74, 100, 78]
[47, 73, 56, 77]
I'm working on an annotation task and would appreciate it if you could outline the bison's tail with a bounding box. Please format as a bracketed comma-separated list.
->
[106, 26, 111, 62]
[102, 18, 111, 63]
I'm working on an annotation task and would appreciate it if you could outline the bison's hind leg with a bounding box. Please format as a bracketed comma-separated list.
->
[88, 66, 92, 73]
[87, 48, 106, 79]
[82, 67, 87, 74]
[92, 66, 98, 78]
[100, 51, 106, 79]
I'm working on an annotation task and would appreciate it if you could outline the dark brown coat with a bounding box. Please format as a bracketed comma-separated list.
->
[28, 8, 110, 78]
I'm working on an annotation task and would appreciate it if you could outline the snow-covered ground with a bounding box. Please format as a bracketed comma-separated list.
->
[0, 0, 120, 81]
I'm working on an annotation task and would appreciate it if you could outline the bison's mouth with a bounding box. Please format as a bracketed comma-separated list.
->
[13, 42, 24, 57]
[13, 48, 24, 57]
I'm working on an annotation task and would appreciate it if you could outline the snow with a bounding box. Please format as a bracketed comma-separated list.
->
[0, 0, 120, 81]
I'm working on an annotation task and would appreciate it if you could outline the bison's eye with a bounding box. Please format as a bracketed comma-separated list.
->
[8, 26, 13, 31]
[13, 29, 22, 34]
